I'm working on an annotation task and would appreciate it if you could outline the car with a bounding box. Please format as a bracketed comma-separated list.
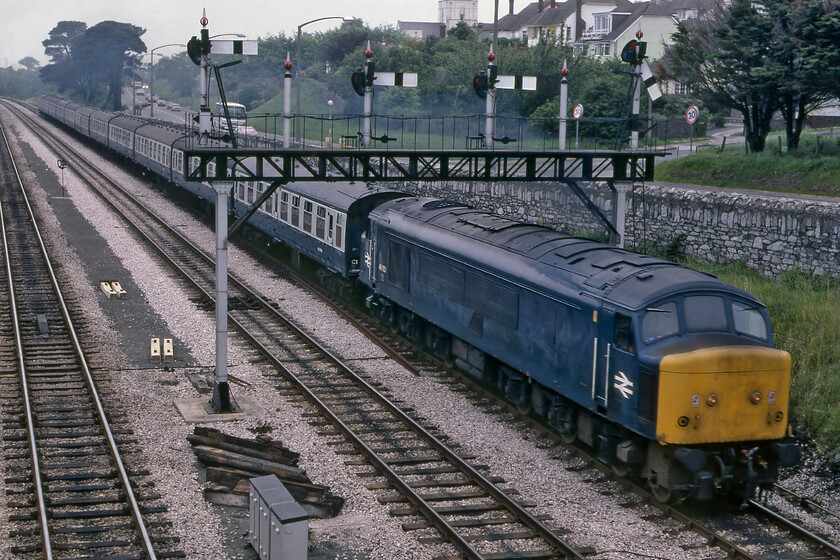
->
[135, 89, 145, 97]
[169, 103, 181, 111]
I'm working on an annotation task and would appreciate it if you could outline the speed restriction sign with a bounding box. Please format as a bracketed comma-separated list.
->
[573, 104, 584, 120]
[686, 105, 699, 125]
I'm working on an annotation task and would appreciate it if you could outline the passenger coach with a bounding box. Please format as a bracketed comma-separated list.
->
[232, 181, 406, 279]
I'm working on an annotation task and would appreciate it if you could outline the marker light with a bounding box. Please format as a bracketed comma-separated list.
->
[750, 392, 762, 405]
[706, 394, 718, 407]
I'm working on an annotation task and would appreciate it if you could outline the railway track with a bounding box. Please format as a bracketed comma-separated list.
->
[0, 114, 183, 558]
[2, 101, 592, 558]
[8, 97, 840, 559]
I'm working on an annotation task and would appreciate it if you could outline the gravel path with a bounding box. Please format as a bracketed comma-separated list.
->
[0, 104, 833, 560]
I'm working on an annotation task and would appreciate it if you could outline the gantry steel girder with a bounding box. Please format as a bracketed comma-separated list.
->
[181, 147, 666, 184]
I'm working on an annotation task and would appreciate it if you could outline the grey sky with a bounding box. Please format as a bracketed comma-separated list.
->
[1, 0, 511, 69]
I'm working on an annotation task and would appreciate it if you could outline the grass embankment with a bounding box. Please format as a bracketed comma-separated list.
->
[657, 133, 840, 197]
[654, 134, 840, 452]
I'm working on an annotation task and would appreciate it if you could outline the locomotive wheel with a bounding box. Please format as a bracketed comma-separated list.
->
[515, 393, 532, 416]
[531, 385, 549, 418]
[556, 407, 577, 444]
[649, 481, 673, 503]
[611, 462, 631, 478]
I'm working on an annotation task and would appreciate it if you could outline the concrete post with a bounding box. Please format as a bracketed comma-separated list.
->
[559, 59, 569, 150]
[614, 182, 632, 248]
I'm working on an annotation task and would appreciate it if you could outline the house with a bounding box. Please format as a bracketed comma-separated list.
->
[579, 1, 678, 60]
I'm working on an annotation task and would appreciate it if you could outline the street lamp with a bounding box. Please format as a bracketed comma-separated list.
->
[149, 43, 185, 118]
[328, 99, 334, 146]
[296, 17, 347, 139]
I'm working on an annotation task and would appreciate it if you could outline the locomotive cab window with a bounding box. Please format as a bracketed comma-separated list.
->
[641, 301, 678, 343]
[685, 295, 727, 332]
[614, 313, 635, 353]
[732, 301, 769, 340]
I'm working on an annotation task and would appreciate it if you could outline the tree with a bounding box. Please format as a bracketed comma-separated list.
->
[666, 0, 778, 152]
[762, 0, 832, 151]
[42, 21, 87, 63]
[447, 20, 477, 41]
[71, 21, 147, 109]
[18, 57, 40, 72]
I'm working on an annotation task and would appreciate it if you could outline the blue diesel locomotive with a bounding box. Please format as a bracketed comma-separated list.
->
[37, 95, 800, 502]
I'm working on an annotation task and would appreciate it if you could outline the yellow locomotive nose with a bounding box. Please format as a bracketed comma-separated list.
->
[656, 346, 791, 445]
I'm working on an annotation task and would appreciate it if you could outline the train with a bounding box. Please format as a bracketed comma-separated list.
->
[37, 94, 800, 503]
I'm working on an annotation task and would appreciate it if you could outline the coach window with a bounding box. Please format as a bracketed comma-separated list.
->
[315, 206, 326, 240]
[328, 213, 334, 242]
[280, 192, 289, 222]
[291, 196, 300, 227]
[641, 301, 679, 343]
[335, 214, 344, 249]
[303, 201, 313, 233]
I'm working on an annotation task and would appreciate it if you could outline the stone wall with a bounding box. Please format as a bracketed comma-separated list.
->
[401, 180, 840, 278]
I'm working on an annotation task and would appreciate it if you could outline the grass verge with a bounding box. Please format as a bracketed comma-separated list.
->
[656, 133, 840, 197]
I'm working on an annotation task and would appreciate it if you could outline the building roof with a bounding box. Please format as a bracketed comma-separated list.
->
[496, 1, 550, 31]
[603, 2, 676, 41]
[528, 3, 576, 27]
[398, 21, 445, 35]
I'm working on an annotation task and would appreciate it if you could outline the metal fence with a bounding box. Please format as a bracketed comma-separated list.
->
[182, 111, 693, 152]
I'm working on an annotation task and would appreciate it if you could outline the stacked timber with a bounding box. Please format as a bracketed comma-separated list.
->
[188, 426, 344, 518]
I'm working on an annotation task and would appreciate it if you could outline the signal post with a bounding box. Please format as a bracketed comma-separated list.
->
[183, 12, 258, 415]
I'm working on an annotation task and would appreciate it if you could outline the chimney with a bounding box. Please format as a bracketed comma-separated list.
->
[576, 0, 584, 41]
[509, 0, 515, 15]
[538, 0, 544, 12]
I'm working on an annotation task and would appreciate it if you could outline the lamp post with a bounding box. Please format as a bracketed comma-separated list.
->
[327, 99, 333, 147]
[149, 43, 185, 118]
[296, 16, 346, 140]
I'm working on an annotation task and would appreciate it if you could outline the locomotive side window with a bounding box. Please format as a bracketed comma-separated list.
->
[685, 295, 727, 332]
[419, 253, 465, 302]
[732, 301, 769, 340]
[464, 273, 517, 329]
[388, 240, 411, 292]
[614, 313, 635, 353]
[642, 301, 678, 343]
